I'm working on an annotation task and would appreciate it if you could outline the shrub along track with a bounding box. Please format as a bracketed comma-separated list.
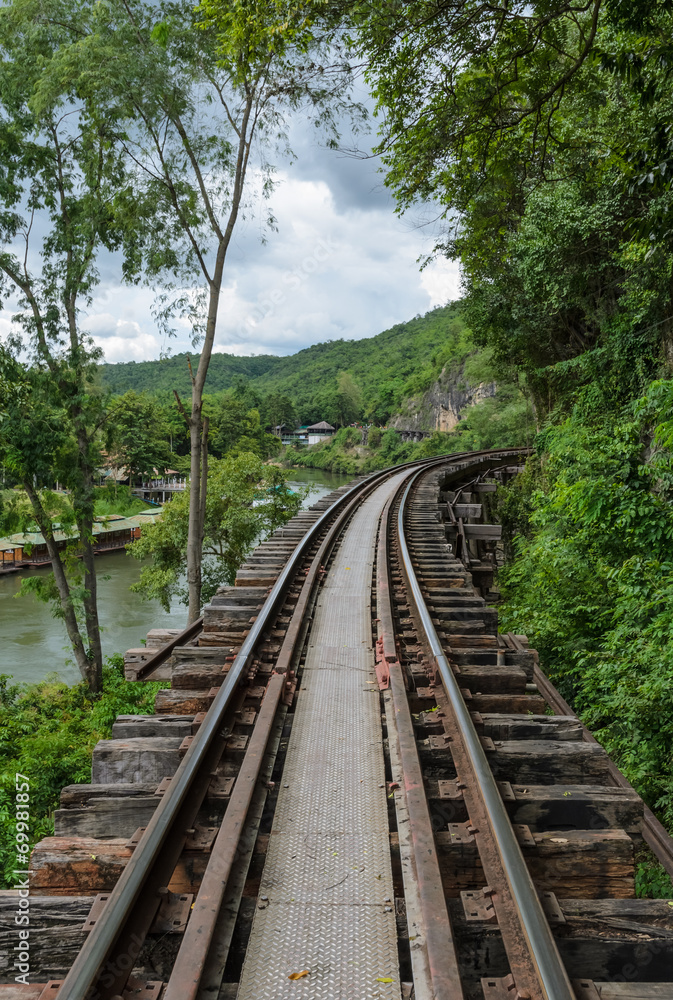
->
[0, 449, 671, 1000]
[378, 460, 673, 1000]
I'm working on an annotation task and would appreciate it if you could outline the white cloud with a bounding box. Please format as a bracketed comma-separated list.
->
[83, 160, 462, 364]
[87, 314, 144, 341]
[92, 331, 161, 363]
[420, 258, 462, 308]
[0, 313, 16, 344]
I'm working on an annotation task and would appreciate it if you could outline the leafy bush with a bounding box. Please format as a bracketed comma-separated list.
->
[368, 426, 382, 449]
[94, 483, 148, 516]
[130, 453, 305, 608]
[499, 383, 673, 829]
[636, 855, 673, 899]
[0, 657, 160, 888]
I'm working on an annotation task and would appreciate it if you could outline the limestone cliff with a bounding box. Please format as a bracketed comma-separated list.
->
[390, 363, 496, 440]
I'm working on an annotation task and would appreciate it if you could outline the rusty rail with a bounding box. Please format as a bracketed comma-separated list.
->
[377, 490, 463, 1000]
[396, 467, 575, 1000]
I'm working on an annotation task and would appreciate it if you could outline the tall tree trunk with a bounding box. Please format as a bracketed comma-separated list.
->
[199, 417, 209, 555]
[186, 417, 210, 620]
[183, 98, 252, 623]
[23, 481, 98, 690]
[75, 426, 104, 689]
[186, 406, 203, 622]
[186, 264, 224, 622]
[79, 515, 104, 692]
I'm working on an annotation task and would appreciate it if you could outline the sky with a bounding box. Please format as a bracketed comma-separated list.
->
[2, 92, 461, 366]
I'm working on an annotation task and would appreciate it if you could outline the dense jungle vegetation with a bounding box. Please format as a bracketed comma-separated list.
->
[0, 658, 161, 888]
[92, 303, 532, 472]
[348, 0, 673, 876]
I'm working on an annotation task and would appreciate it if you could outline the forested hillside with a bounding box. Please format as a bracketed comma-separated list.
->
[99, 304, 472, 425]
[99, 352, 281, 395]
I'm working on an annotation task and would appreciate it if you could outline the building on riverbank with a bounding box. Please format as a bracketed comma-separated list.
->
[132, 472, 186, 505]
[276, 421, 336, 447]
[0, 509, 163, 574]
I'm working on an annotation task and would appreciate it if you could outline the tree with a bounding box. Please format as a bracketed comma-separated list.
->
[367, 425, 382, 448]
[55, 0, 358, 622]
[353, 0, 605, 215]
[129, 453, 308, 608]
[108, 391, 172, 488]
[265, 392, 297, 433]
[0, 354, 103, 689]
[335, 371, 362, 425]
[0, 4, 129, 691]
[157, 393, 192, 458]
[209, 392, 281, 458]
[352, 2, 673, 414]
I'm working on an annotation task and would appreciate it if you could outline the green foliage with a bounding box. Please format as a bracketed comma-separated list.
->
[198, 0, 337, 78]
[107, 392, 172, 486]
[448, 388, 536, 453]
[0, 0, 137, 687]
[207, 384, 281, 460]
[367, 426, 382, 449]
[93, 484, 148, 517]
[498, 383, 673, 827]
[98, 354, 280, 396]
[635, 856, 673, 900]
[353, 3, 673, 416]
[0, 657, 160, 888]
[335, 371, 363, 425]
[130, 453, 307, 608]
[287, 437, 361, 476]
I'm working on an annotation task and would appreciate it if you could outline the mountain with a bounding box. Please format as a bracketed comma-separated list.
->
[98, 303, 471, 423]
[98, 351, 282, 395]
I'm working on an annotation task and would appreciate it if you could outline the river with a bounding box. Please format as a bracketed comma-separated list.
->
[0, 468, 349, 686]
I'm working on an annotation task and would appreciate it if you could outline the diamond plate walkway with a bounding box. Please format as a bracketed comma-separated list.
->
[237, 473, 409, 1000]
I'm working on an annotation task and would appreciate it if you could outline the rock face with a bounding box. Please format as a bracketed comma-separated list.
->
[390, 363, 496, 438]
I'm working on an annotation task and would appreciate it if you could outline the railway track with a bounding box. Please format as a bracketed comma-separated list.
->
[2, 450, 672, 1000]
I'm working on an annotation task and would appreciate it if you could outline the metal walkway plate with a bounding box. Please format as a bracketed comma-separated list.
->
[236, 474, 408, 1000]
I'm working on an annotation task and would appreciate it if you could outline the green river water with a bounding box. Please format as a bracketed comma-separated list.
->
[0, 469, 348, 685]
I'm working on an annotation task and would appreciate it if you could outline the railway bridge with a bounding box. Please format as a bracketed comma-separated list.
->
[2, 449, 673, 1000]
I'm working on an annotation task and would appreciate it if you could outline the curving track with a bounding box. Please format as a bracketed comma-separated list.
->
[2, 449, 672, 1000]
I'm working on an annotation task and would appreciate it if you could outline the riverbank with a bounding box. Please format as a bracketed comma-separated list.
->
[0, 469, 348, 685]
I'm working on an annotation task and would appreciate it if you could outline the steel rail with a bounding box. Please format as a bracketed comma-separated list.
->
[57, 470, 390, 1000]
[163, 466, 408, 1000]
[54, 448, 531, 999]
[377, 489, 464, 1000]
[397, 468, 576, 1000]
